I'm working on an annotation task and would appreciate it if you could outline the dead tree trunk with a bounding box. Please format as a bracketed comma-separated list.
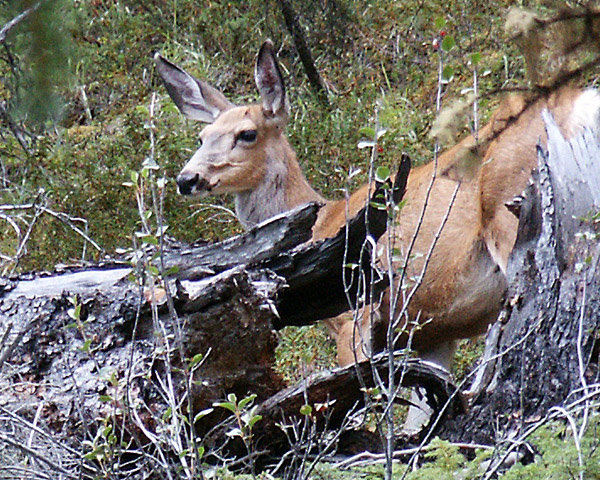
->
[440, 115, 600, 447]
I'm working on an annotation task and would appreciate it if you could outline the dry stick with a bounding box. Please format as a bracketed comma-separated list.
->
[0, 203, 102, 256]
[0, 322, 13, 363]
[552, 405, 585, 480]
[378, 182, 461, 427]
[302, 404, 360, 480]
[406, 311, 548, 477]
[387, 44, 446, 334]
[0, 2, 41, 44]
[150, 92, 204, 478]
[332, 442, 493, 469]
[129, 404, 176, 480]
[25, 402, 44, 456]
[0, 465, 53, 480]
[577, 280, 590, 439]
[9, 192, 46, 273]
[0, 406, 90, 460]
[0, 433, 78, 479]
[0, 211, 21, 241]
[128, 92, 188, 479]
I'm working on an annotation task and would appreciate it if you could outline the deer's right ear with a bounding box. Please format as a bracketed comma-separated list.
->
[255, 40, 288, 118]
[154, 53, 233, 123]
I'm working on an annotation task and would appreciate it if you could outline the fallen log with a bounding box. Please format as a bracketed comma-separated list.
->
[0, 161, 428, 477]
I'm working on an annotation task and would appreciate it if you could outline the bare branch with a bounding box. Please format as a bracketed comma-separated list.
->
[0, 2, 41, 45]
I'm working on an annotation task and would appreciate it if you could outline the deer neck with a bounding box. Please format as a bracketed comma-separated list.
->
[235, 141, 324, 229]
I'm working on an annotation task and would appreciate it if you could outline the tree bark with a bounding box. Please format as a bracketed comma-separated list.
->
[440, 115, 600, 447]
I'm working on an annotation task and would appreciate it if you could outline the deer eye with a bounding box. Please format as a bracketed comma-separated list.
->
[237, 129, 258, 143]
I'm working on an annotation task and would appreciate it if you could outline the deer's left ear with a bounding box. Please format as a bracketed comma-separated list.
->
[255, 40, 288, 118]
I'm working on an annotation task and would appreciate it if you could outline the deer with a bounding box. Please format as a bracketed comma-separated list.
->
[155, 40, 600, 431]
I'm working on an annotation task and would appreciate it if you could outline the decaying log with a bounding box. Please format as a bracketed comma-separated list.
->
[441, 115, 600, 445]
[203, 355, 461, 463]
[0, 162, 420, 473]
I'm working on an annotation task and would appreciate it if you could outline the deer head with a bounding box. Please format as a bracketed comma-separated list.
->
[154, 40, 291, 198]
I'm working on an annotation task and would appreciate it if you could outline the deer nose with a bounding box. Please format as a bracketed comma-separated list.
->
[176, 172, 200, 195]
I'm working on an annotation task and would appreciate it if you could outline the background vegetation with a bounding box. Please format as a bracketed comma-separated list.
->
[1, 0, 599, 478]
[0, 0, 531, 273]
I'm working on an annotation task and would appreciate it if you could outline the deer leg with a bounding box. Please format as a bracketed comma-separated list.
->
[403, 340, 456, 434]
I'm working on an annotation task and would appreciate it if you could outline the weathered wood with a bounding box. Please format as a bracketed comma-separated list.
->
[204, 354, 461, 462]
[271, 154, 411, 325]
[0, 162, 411, 474]
[164, 202, 321, 281]
[441, 115, 600, 445]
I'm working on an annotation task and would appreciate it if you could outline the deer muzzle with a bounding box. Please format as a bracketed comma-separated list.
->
[176, 172, 212, 195]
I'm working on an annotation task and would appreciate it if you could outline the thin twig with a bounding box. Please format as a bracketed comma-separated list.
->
[332, 442, 493, 469]
[0, 2, 41, 45]
[0, 406, 88, 460]
[0, 433, 78, 479]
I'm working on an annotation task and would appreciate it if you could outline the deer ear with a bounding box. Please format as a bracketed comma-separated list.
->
[154, 53, 233, 123]
[255, 40, 288, 118]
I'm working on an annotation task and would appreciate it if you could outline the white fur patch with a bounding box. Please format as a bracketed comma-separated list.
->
[571, 89, 600, 132]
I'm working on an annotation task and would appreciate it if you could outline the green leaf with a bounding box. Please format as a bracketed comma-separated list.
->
[130, 171, 139, 184]
[102, 425, 113, 437]
[470, 52, 481, 65]
[442, 65, 455, 82]
[98, 395, 113, 403]
[194, 408, 214, 423]
[246, 414, 262, 429]
[178, 449, 189, 459]
[142, 157, 159, 170]
[135, 105, 150, 117]
[357, 139, 376, 149]
[227, 393, 237, 404]
[238, 394, 257, 410]
[164, 265, 180, 277]
[162, 407, 172, 421]
[441, 35, 456, 52]
[300, 404, 313, 416]
[197, 446, 205, 459]
[67, 303, 81, 320]
[188, 353, 204, 369]
[147, 265, 160, 276]
[214, 401, 237, 414]
[140, 235, 158, 245]
[80, 339, 92, 353]
[375, 166, 391, 183]
[435, 17, 447, 30]
[370, 201, 387, 211]
[84, 446, 105, 461]
[359, 126, 376, 138]
[226, 427, 243, 438]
